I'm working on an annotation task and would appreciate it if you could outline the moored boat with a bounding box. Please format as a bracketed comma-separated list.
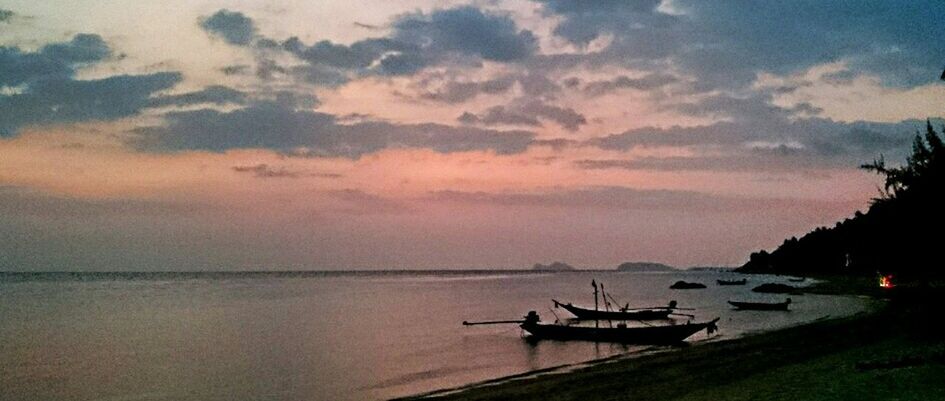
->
[519, 311, 719, 344]
[552, 299, 674, 320]
[728, 298, 791, 311]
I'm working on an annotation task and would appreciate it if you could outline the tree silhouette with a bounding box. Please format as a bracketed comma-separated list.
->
[740, 121, 945, 279]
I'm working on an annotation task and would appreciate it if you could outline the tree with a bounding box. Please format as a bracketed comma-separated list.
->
[860, 120, 944, 202]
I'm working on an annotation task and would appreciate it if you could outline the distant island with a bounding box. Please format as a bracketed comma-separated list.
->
[616, 262, 676, 272]
[532, 262, 576, 271]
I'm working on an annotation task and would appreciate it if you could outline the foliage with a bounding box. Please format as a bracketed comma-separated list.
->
[739, 120, 945, 278]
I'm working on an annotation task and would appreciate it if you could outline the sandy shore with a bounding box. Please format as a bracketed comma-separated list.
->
[400, 277, 945, 401]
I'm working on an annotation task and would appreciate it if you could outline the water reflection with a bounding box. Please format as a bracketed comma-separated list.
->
[0, 271, 867, 401]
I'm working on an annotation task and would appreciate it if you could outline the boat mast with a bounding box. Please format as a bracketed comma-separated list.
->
[592, 279, 599, 328]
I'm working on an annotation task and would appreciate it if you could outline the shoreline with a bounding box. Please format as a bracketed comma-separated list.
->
[401, 312, 847, 400]
[398, 277, 944, 401]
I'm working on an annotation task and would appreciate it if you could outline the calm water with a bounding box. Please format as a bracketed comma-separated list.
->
[0, 270, 868, 401]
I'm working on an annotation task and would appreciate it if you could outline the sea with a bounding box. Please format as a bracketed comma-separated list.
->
[0, 270, 869, 401]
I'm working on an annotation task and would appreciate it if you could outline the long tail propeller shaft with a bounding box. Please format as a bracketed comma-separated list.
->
[462, 319, 525, 326]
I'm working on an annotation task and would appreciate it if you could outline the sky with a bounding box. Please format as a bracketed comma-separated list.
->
[1, 1, 943, 271]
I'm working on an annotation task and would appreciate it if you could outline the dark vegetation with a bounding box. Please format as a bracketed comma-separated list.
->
[751, 283, 802, 294]
[413, 301, 944, 401]
[739, 121, 945, 280]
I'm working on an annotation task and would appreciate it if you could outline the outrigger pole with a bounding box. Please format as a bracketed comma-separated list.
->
[462, 319, 524, 326]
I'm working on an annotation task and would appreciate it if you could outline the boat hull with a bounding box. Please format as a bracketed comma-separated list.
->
[521, 319, 718, 344]
[554, 301, 672, 320]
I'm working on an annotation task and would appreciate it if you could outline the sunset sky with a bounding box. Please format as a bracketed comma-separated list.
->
[2, 1, 943, 270]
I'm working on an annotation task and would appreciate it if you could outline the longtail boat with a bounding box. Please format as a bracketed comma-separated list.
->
[717, 278, 747, 286]
[465, 312, 719, 344]
[552, 299, 675, 320]
[728, 298, 791, 311]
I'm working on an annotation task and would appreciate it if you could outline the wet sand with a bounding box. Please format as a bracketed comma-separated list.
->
[402, 277, 945, 401]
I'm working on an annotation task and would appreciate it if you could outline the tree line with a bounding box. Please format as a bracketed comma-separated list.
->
[739, 120, 944, 279]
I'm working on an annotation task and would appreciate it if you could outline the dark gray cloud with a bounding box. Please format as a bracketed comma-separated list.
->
[570, 87, 935, 175]
[458, 107, 541, 127]
[280, 37, 401, 84]
[517, 73, 562, 98]
[414, 73, 560, 104]
[790, 102, 824, 116]
[538, 0, 945, 88]
[391, 6, 538, 63]
[258, 58, 292, 80]
[574, 152, 836, 174]
[1, 34, 110, 86]
[148, 85, 246, 108]
[283, 37, 402, 70]
[821, 69, 857, 86]
[0, 34, 183, 135]
[353, 22, 380, 30]
[232, 162, 342, 179]
[1, 73, 181, 135]
[520, 100, 586, 131]
[532, 137, 580, 150]
[40, 34, 111, 63]
[458, 99, 586, 131]
[590, 115, 924, 171]
[206, 6, 537, 84]
[583, 74, 678, 96]
[592, 121, 750, 149]
[220, 64, 250, 75]
[672, 92, 792, 121]
[0, 9, 13, 23]
[562, 77, 581, 89]
[300, 5, 538, 75]
[134, 100, 535, 157]
[427, 185, 853, 214]
[419, 76, 515, 103]
[199, 9, 256, 45]
[232, 164, 302, 178]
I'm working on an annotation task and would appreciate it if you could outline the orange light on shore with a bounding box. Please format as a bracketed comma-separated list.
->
[878, 274, 895, 288]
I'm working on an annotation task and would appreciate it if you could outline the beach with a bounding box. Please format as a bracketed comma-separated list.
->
[405, 278, 945, 401]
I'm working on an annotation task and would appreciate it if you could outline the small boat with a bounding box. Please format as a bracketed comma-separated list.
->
[670, 280, 706, 289]
[717, 278, 747, 286]
[728, 298, 791, 311]
[465, 312, 719, 344]
[521, 312, 718, 344]
[552, 299, 675, 320]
